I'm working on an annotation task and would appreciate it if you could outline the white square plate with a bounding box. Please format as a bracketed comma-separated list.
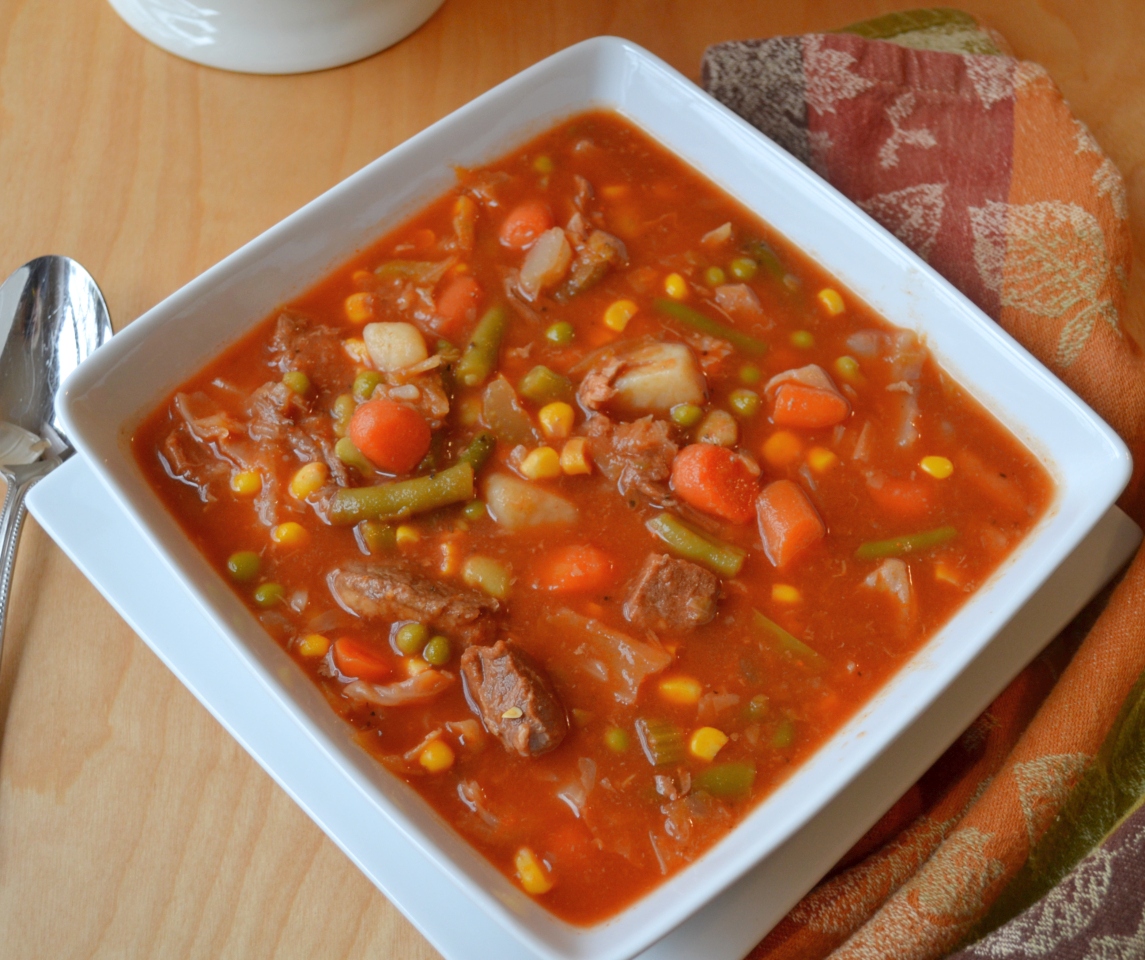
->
[56, 35, 1132, 960]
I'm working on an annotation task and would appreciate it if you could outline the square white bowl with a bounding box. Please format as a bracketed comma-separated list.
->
[58, 36, 1131, 960]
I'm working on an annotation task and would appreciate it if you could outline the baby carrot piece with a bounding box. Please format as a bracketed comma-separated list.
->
[535, 544, 614, 593]
[771, 382, 850, 429]
[333, 637, 392, 684]
[867, 476, 933, 520]
[499, 201, 554, 249]
[350, 399, 431, 474]
[434, 274, 483, 337]
[670, 444, 758, 524]
[756, 479, 826, 568]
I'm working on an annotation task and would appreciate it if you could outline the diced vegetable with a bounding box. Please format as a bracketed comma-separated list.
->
[761, 430, 802, 468]
[604, 299, 637, 331]
[646, 513, 746, 577]
[519, 365, 574, 405]
[866, 475, 933, 519]
[434, 274, 483, 336]
[696, 409, 738, 447]
[693, 761, 756, 800]
[226, 551, 261, 582]
[456, 305, 509, 388]
[771, 718, 796, 748]
[555, 230, 627, 301]
[344, 292, 374, 323]
[297, 634, 330, 657]
[484, 473, 577, 530]
[363, 322, 428, 372]
[538, 402, 574, 440]
[518, 227, 572, 299]
[282, 370, 310, 395]
[481, 376, 539, 447]
[230, 470, 261, 497]
[744, 239, 783, 277]
[349, 399, 432, 474]
[752, 610, 826, 670]
[394, 622, 429, 656]
[664, 272, 688, 299]
[499, 201, 553, 249]
[545, 320, 574, 346]
[765, 365, 851, 430]
[333, 637, 392, 683]
[670, 444, 758, 524]
[330, 462, 474, 525]
[456, 432, 496, 474]
[729, 257, 757, 281]
[535, 544, 613, 593]
[818, 288, 845, 315]
[855, 526, 957, 560]
[635, 718, 685, 766]
[271, 521, 308, 548]
[701, 222, 732, 246]
[756, 479, 826, 568]
[658, 675, 702, 705]
[374, 259, 453, 285]
[419, 738, 455, 772]
[919, 455, 954, 479]
[357, 520, 396, 554]
[343, 669, 455, 706]
[559, 437, 591, 475]
[689, 726, 729, 761]
[452, 194, 477, 251]
[519, 447, 561, 480]
[704, 266, 726, 287]
[289, 461, 328, 499]
[610, 341, 707, 413]
[728, 389, 760, 418]
[395, 524, 421, 545]
[332, 393, 356, 436]
[670, 403, 704, 427]
[423, 635, 453, 666]
[653, 298, 768, 356]
[549, 608, 672, 705]
[604, 727, 630, 753]
[515, 846, 554, 895]
[462, 555, 512, 599]
[352, 370, 383, 402]
[335, 437, 377, 478]
[253, 582, 284, 607]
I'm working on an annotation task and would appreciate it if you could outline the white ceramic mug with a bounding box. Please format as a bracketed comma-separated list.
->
[107, 0, 446, 74]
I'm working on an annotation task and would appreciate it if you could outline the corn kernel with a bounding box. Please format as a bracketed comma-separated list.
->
[520, 446, 561, 480]
[297, 633, 330, 657]
[604, 299, 638, 332]
[419, 738, 455, 773]
[559, 437, 592, 475]
[689, 726, 729, 761]
[664, 272, 688, 299]
[762, 430, 803, 468]
[834, 355, 862, 383]
[440, 539, 462, 576]
[538, 402, 575, 440]
[935, 562, 963, 586]
[230, 470, 262, 497]
[807, 446, 838, 473]
[406, 657, 432, 676]
[289, 461, 328, 500]
[818, 288, 845, 316]
[395, 524, 421, 546]
[772, 584, 802, 604]
[342, 337, 370, 365]
[271, 521, 308, 548]
[659, 675, 702, 705]
[920, 455, 954, 479]
[344, 292, 374, 324]
[514, 847, 554, 895]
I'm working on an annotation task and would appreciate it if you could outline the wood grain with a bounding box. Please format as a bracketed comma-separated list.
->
[1, 2, 1143, 957]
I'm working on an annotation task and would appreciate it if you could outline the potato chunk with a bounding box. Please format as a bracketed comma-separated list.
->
[579, 340, 706, 416]
[484, 473, 578, 530]
[363, 321, 428, 372]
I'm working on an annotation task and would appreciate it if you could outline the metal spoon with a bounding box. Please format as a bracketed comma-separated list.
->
[0, 257, 112, 660]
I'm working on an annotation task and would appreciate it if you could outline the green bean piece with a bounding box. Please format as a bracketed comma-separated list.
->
[646, 513, 747, 578]
[728, 389, 760, 418]
[423, 635, 452, 666]
[653, 298, 768, 357]
[739, 364, 762, 385]
[353, 370, 383, 403]
[332, 393, 356, 438]
[329, 462, 475, 525]
[693, 761, 756, 800]
[743, 239, 784, 277]
[771, 718, 796, 749]
[744, 693, 769, 721]
[226, 551, 261, 582]
[394, 622, 429, 656]
[604, 727, 630, 753]
[729, 257, 758, 281]
[253, 582, 284, 608]
[855, 525, 958, 560]
[518, 365, 573, 405]
[457, 433, 496, 474]
[704, 266, 726, 287]
[635, 717, 685, 766]
[462, 499, 487, 521]
[335, 437, 376, 478]
[282, 370, 310, 395]
[670, 403, 704, 428]
[544, 321, 575, 346]
[752, 610, 827, 671]
[356, 520, 396, 555]
[455, 305, 509, 388]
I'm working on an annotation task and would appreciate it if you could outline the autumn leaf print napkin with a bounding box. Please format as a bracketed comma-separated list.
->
[701, 8, 1145, 960]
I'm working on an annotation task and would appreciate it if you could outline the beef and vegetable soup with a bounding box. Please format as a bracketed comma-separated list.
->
[134, 111, 1052, 925]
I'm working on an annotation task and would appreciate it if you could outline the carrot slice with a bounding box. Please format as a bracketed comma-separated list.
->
[499, 201, 554, 249]
[771, 383, 850, 429]
[349, 399, 431, 474]
[535, 544, 614, 593]
[333, 637, 392, 683]
[670, 444, 758, 524]
[434, 274, 483, 337]
[867, 476, 933, 520]
[756, 479, 826, 568]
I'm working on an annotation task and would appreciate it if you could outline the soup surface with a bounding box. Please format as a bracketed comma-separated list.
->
[134, 110, 1052, 925]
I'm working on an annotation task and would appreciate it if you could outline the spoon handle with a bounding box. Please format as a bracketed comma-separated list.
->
[0, 457, 60, 662]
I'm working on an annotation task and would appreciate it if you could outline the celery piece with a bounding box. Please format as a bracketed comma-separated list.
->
[635, 717, 685, 767]
[646, 513, 746, 578]
[456, 305, 509, 388]
[694, 761, 756, 800]
[330, 462, 474, 525]
[855, 525, 957, 560]
[653, 298, 768, 357]
[752, 610, 827, 671]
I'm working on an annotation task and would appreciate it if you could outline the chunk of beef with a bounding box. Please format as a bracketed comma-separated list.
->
[624, 554, 720, 632]
[328, 563, 500, 645]
[585, 414, 678, 501]
[460, 640, 568, 757]
[270, 312, 345, 379]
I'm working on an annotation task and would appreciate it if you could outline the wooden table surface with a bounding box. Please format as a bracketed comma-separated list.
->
[2, 1, 1143, 957]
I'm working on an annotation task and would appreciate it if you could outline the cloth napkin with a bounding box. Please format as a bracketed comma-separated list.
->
[701, 9, 1145, 959]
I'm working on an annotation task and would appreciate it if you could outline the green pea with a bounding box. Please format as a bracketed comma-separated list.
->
[353, 370, 383, 402]
[728, 389, 760, 418]
[739, 364, 761, 385]
[604, 727, 630, 753]
[790, 330, 815, 350]
[729, 257, 758, 281]
[670, 402, 704, 428]
[226, 551, 261, 582]
[423, 635, 452, 666]
[544, 321, 575, 347]
[282, 370, 310, 395]
[745, 694, 769, 721]
[463, 499, 487, 521]
[253, 582, 284, 607]
[704, 266, 726, 287]
[394, 622, 428, 656]
[533, 155, 554, 174]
